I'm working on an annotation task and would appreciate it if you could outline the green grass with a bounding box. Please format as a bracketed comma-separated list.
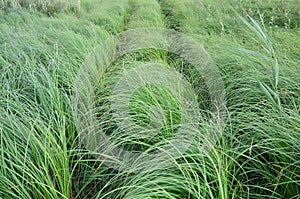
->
[126, 0, 164, 29]
[0, 0, 299, 198]
[0, 0, 80, 14]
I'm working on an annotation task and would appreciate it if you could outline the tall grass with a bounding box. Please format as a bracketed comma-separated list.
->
[126, 0, 164, 29]
[158, 0, 300, 198]
[80, 0, 128, 34]
[0, 1, 114, 198]
[0, 0, 80, 14]
[0, 0, 299, 198]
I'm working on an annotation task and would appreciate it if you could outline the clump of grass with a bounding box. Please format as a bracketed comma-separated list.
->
[158, 0, 191, 30]
[0, 64, 72, 198]
[0, 1, 120, 197]
[126, 0, 164, 29]
[80, 0, 128, 34]
[129, 84, 182, 139]
[159, 0, 238, 34]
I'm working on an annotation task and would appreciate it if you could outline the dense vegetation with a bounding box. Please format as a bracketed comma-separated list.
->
[0, 0, 299, 198]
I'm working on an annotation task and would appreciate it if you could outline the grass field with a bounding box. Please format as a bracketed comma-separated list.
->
[0, 0, 299, 198]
